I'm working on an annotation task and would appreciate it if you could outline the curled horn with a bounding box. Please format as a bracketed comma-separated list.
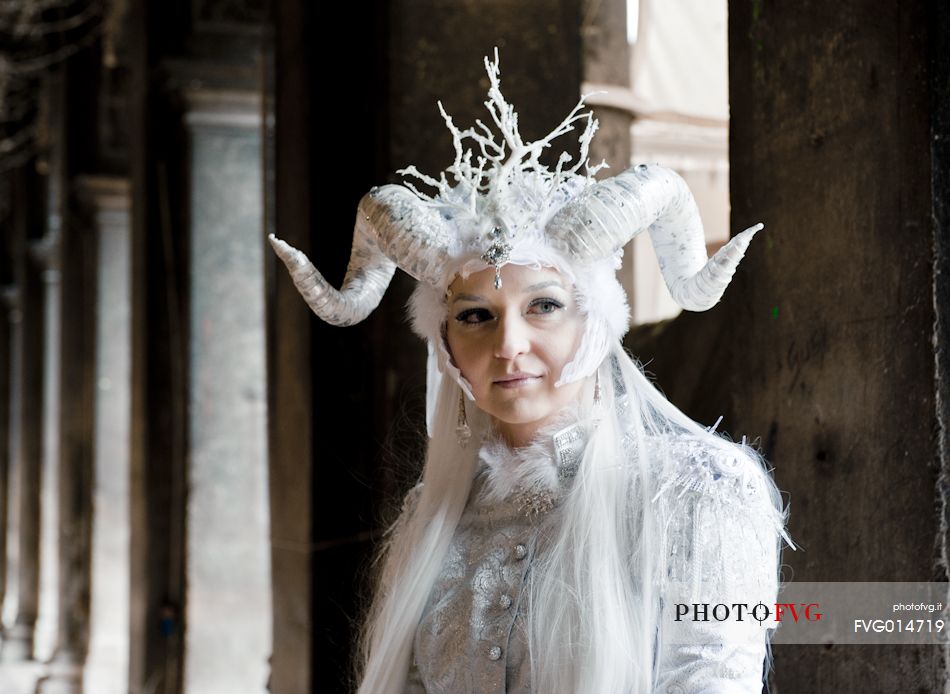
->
[268, 184, 454, 326]
[545, 164, 763, 311]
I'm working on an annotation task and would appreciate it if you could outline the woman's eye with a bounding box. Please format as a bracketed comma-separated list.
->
[455, 308, 493, 324]
[529, 299, 564, 315]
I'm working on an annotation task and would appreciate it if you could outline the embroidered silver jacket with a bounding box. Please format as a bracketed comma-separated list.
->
[402, 415, 784, 694]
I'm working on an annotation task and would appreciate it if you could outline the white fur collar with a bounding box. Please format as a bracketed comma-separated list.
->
[475, 405, 589, 514]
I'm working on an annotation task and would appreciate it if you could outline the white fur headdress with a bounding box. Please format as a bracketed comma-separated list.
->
[268, 49, 763, 433]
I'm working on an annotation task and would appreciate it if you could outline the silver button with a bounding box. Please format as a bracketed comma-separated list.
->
[499, 594, 512, 609]
[488, 645, 502, 660]
[514, 543, 527, 559]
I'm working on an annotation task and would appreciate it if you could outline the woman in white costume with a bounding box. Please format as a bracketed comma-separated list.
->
[270, 50, 792, 694]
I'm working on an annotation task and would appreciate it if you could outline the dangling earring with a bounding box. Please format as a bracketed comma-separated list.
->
[591, 367, 604, 429]
[456, 388, 472, 448]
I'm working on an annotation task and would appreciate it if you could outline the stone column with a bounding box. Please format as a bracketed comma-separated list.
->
[2, 238, 46, 663]
[0, 286, 19, 628]
[29, 233, 60, 668]
[0, 296, 9, 634]
[180, 88, 272, 694]
[37, 218, 96, 694]
[34, 69, 65, 668]
[75, 176, 132, 694]
[269, 6, 314, 691]
[0, 286, 47, 694]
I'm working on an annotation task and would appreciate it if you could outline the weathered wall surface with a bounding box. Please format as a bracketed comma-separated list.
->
[632, 1, 947, 690]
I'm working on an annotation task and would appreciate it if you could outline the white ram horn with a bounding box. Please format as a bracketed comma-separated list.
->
[665, 222, 763, 311]
[269, 184, 454, 326]
[545, 163, 763, 311]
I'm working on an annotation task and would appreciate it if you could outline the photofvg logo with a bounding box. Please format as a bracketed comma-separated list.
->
[670, 582, 950, 645]
[674, 602, 823, 624]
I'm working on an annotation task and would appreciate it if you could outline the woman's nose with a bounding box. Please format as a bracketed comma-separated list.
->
[493, 314, 531, 359]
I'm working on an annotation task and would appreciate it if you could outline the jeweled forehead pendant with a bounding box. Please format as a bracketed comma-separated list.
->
[481, 226, 512, 289]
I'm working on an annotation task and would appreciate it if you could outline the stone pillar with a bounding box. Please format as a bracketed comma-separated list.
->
[0, 286, 48, 694]
[0, 286, 19, 628]
[34, 69, 65, 668]
[38, 216, 96, 694]
[74, 176, 132, 694]
[3, 233, 46, 663]
[269, 6, 314, 692]
[0, 296, 9, 638]
[127, 4, 189, 690]
[32, 237, 60, 666]
[180, 89, 272, 694]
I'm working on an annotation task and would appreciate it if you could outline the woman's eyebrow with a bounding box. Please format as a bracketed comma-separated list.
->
[451, 292, 484, 304]
[523, 280, 564, 292]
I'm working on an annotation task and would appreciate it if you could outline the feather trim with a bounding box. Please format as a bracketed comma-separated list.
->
[475, 404, 587, 507]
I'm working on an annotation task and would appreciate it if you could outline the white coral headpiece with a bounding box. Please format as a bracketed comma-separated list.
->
[268, 49, 763, 430]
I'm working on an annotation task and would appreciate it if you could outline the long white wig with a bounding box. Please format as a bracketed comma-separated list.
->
[353, 317, 788, 694]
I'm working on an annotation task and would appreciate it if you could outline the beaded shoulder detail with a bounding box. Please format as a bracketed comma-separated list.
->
[648, 434, 792, 549]
[649, 437, 767, 506]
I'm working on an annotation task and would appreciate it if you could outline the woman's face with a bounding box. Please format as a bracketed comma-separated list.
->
[445, 263, 587, 447]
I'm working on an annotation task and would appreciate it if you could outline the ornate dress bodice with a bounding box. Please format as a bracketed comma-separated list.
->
[402, 412, 785, 693]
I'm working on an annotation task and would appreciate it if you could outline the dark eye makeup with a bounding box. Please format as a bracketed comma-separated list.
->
[453, 298, 565, 325]
[455, 307, 494, 324]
